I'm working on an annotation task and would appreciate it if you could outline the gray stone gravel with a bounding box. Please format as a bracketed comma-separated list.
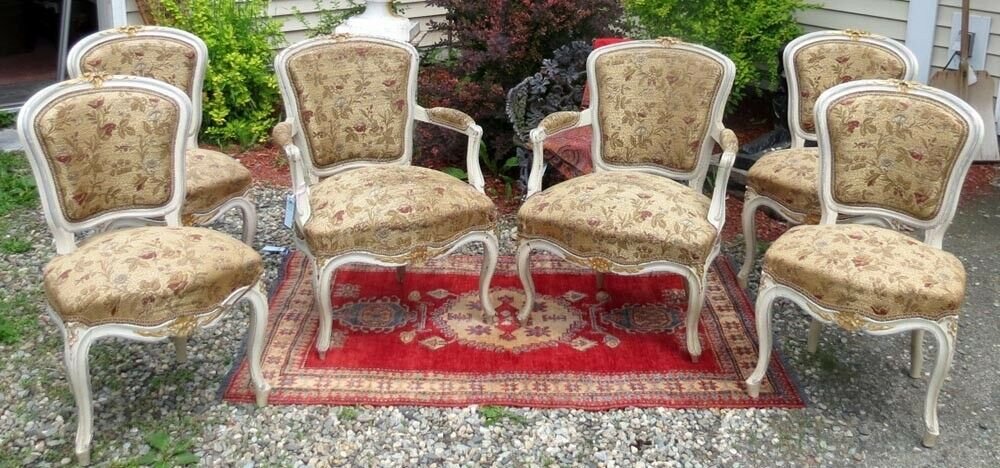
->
[1, 181, 997, 467]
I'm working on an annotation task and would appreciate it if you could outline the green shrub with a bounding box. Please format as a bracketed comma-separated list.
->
[154, 0, 284, 148]
[624, 0, 812, 107]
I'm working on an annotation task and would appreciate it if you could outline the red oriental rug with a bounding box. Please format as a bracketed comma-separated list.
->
[222, 253, 803, 409]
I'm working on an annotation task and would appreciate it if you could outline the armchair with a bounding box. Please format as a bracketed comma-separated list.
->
[517, 39, 738, 363]
[17, 76, 270, 464]
[67, 26, 257, 245]
[272, 34, 499, 360]
[745, 79, 983, 447]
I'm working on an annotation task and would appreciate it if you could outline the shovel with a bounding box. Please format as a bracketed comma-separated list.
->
[929, 0, 999, 161]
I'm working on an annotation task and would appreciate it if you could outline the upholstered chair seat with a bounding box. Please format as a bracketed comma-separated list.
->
[43, 227, 263, 327]
[302, 165, 497, 260]
[184, 148, 254, 217]
[69, 26, 258, 244]
[745, 148, 821, 216]
[518, 171, 715, 268]
[763, 224, 965, 321]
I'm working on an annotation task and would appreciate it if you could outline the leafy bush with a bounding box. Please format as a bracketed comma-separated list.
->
[420, 0, 623, 172]
[624, 0, 811, 107]
[154, 0, 284, 148]
[506, 41, 592, 145]
[0, 151, 37, 215]
[0, 111, 14, 129]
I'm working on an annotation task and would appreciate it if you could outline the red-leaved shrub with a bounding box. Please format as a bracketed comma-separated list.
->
[416, 0, 622, 172]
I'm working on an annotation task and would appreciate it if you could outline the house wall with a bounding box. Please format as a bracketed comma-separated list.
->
[797, 0, 999, 117]
[124, 0, 447, 46]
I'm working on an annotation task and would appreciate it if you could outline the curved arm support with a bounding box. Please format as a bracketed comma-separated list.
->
[272, 120, 312, 226]
[415, 106, 486, 193]
[526, 109, 592, 197]
[708, 124, 738, 231]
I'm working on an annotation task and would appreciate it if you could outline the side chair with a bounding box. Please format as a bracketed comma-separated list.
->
[272, 34, 500, 360]
[738, 29, 917, 286]
[516, 38, 739, 362]
[746, 79, 983, 448]
[17, 75, 271, 464]
[68, 25, 258, 245]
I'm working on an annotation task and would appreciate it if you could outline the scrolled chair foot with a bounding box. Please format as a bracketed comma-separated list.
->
[922, 430, 938, 448]
[256, 387, 271, 408]
[318, 350, 327, 361]
[746, 381, 761, 398]
[76, 448, 91, 466]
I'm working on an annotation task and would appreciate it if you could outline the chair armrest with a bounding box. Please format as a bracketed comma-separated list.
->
[707, 124, 738, 231]
[526, 109, 592, 196]
[415, 105, 486, 193]
[272, 120, 312, 226]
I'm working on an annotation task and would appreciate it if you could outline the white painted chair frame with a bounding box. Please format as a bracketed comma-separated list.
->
[737, 30, 918, 287]
[745, 79, 984, 448]
[17, 77, 270, 465]
[520, 40, 738, 362]
[67, 25, 257, 245]
[274, 35, 498, 360]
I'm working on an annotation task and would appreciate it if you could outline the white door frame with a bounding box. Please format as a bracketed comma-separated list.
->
[97, 0, 129, 29]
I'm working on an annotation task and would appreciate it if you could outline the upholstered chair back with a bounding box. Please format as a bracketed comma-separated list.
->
[17, 76, 192, 253]
[67, 26, 207, 147]
[815, 80, 983, 245]
[786, 30, 917, 145]
[275, 35, 417, 173]
[588, 39, 734, 184]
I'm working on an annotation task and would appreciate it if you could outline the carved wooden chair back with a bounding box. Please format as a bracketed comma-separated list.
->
[17, 76, 192, 254]
[814, 79, 984, 247]
[785, 30, 918, 147]
[275, 35, 418, 178]
[68, 26, 207, 149]
[587, 39, 736, 190]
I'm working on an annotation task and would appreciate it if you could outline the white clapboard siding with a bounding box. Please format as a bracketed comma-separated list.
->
[796, 0, 999, 111]
[126, 0, 447, 47]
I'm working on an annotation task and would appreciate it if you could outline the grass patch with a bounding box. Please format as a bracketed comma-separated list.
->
[0, 293, 39, 346]
[338, 406, 359, 421]
[478, 406, 527, 426]
[0, 237, 31, 254]
[0, 151, 38, 215]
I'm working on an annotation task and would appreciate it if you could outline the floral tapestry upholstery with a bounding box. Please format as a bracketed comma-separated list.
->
[543, 126, 593, 180]
[518, 171, 717, 270]
[763, 224, 965, 320]
[184, 148, 252, 215]
[43, 227, 263, 327]
[746, 148, 821, 215]
[78, 37, 198, 97]
[792, 41, 908, 134]
[285, 41, 412, 169]
[825, 91, 969, 220]
[303, 166, 497, 259]
[34, 87, 181, 222]
[593, 46, 722, 173]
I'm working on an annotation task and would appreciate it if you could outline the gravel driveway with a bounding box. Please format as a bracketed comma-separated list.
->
[0, 179, 997, 467]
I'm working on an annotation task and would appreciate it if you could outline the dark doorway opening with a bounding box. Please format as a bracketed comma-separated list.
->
[0, 0, 99, 109]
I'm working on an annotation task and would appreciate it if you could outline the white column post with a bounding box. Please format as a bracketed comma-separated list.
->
[905, 0, 940, 84]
